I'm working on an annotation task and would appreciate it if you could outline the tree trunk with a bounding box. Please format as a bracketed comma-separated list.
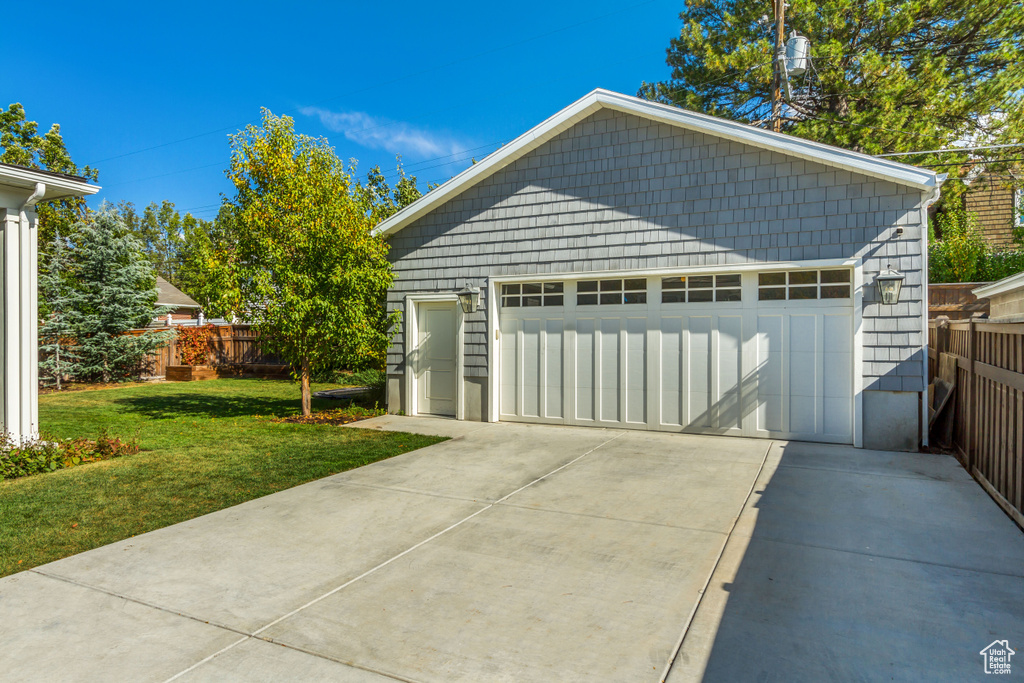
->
[301, 356, 311, 416]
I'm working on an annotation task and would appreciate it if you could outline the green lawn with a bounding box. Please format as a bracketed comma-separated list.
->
[0, 379, 443, 577]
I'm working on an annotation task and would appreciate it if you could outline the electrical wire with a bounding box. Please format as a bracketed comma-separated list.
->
[874, 143, 1024, 158]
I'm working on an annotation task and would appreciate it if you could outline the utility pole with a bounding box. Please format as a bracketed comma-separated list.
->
[771, 0, 785, 133]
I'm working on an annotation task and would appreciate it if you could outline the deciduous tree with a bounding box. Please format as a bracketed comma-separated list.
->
[0, 103, 98, 250]
[225, 110, 400, 415]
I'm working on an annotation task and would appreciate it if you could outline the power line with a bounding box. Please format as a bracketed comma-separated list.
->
[874, 143, 1024, 158]
[919, 157, 1024, 168]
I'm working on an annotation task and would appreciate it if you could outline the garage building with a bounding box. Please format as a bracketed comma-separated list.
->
[375, 90, 941, 451]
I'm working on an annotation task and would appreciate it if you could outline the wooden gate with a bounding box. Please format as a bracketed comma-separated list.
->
[929, 319, 1024, 526]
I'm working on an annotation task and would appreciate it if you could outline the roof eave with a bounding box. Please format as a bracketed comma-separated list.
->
[972, 271, 1024, 299]
[0, 164, 100, 201]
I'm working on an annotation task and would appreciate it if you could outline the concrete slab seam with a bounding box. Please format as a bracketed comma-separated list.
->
[738, 533, 1024, 580]
[29, 568, 252, 637]
[658, 440, 774, 683]
[328, 480, 495, 504]
[495, 500, 733, 536]
[159, 428, 629, 682]
[253, 637, 426, 683]
[249, 429, 627, 640]
[163, 635, 250, 682]
[776, 461, 976, 484]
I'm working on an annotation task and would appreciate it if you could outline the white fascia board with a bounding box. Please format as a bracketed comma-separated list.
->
[374, 89, 939, 238]
[0, 165, 100, 200]
[973, 271, 1024, 299]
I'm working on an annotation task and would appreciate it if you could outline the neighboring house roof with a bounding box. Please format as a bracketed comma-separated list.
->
[973, 271, 1024, 299]
[375, 88, 941, 238]
[156, 276, 201, 309]
[0, 162, 100, 201]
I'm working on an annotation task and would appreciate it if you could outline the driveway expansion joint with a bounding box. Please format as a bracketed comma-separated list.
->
[494, 500, 735, 536]
[735, 533, 1024, 580]
[161, 428, 628, 682]
[29, 568, 251, 638]
[659, 439, 774, 683]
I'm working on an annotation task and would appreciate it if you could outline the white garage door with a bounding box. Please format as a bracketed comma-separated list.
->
[498, 269, 855, 444]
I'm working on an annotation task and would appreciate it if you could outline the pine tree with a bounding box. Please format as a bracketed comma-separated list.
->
[640, 0, 1024, 178]
[65, 209, 173, 383]
[38, 232, 81, 389]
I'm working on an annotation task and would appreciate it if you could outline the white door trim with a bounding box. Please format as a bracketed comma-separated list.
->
[405, 294, 464, 420]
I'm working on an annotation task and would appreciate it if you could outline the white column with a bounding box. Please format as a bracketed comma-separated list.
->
[24, 208, 40, 439]
[2, 208, 22, 442]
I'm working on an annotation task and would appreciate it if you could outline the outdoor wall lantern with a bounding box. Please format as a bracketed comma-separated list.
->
[457, 283, 481, 314]
[875, 265, 905, 305]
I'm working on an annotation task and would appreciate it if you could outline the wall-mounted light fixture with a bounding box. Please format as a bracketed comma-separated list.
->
[875, 265, 905, 305]
[457, 283, 480, 314]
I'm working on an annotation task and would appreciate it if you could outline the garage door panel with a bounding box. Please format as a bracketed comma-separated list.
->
[625, 318, 646, 425]
[824, 396, 852, 437]
[823, 315, 853, 399]
[687, 317, 712, 428]
[599, 318, 620, 423]
[576, 318, 595, 422]
[522, 319, 541, 417]
[717, 316, 743, 431]
[545, 319, 564, 419]
[660, 318, 683, 427]
[499, 318, 519, 417]
[756, 315, 784, 433]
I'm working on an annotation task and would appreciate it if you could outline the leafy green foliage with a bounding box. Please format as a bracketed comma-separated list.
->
[0, 103, 98, 251]
[929, 206, 1024, 282]
[641, 0, 1024, 178]
[55, 209, 174, 383]
[929, 207, 987, 281]
[978, 248, 1024, 281]
[38, 232, 81, 389]
[176, 203, 242, 318]
[222, 110, 402, 414]
[0, 430, 139, 480]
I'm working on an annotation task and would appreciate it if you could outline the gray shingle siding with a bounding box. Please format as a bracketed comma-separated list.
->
[387, 108, 927, 392]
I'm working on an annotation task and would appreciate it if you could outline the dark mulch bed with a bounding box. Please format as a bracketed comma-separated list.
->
[273, 409, 380, 426]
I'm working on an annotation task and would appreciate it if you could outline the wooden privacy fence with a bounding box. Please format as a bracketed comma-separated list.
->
[928, 319, 1024, 526]
[927, 282, 990, 320]
[132, 325, 285, 378]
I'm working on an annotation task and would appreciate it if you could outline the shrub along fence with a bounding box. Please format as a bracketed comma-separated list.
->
[130, 324, 287, 379]
[928, 319, 1024, 526]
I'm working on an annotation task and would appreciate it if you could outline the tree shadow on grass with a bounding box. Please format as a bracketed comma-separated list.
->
[111, 392, 337, 420]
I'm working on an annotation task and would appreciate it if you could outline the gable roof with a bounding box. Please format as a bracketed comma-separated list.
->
[375, 89, 940, 238]
[156, 276, 200, 309]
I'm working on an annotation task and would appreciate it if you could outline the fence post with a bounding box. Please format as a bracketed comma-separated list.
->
[966, 318, 975, 470]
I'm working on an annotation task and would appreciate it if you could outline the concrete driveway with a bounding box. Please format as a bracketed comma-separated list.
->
[1, 417, 1022, 682]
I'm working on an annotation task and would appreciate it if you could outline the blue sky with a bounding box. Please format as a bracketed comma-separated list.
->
[2, 1, 682, 223]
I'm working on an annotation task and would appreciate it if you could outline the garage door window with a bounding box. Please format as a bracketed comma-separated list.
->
[662, 274, 741, 303]
[759, 269, 851, 300]
[577, 278, 647, 305]
[502, 282, 564, 307]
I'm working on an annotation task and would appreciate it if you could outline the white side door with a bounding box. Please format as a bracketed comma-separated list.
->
[416, 302, 457, 416]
